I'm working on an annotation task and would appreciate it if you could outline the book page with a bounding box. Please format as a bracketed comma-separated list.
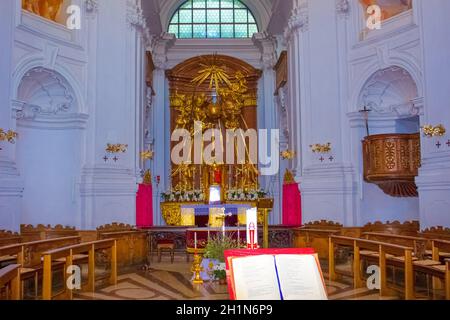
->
[231, 255, 281, 300]
[275, 254, 328, 300]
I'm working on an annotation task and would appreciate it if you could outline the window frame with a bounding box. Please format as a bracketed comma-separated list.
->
[167, 0, 259, 39]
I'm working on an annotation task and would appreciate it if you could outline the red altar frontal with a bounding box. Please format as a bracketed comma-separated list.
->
[186, 227, 247, 254]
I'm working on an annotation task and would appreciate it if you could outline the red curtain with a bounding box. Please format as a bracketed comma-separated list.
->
[136, 184, 153, 227]
[282, 182, 302, 226]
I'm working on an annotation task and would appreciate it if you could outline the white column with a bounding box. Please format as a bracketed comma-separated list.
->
[150, 33, 175, 226]
[416, 0, 450, 228]
[0, 0, 22, 231]
[79, 0, 146, 229]
[283, 0, 357, 226]
[253, 32, 281, 225]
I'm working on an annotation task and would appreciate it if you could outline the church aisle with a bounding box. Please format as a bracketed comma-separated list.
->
[72, 256, 443, 301]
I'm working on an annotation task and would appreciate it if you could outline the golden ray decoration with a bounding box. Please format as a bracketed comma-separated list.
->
[191, 56, 232, 90]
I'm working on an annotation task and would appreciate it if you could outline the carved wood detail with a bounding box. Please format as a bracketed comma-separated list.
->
[363, 133, 421, 197]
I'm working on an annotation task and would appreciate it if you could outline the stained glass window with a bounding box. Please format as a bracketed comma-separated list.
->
[168, 0, 259, 39]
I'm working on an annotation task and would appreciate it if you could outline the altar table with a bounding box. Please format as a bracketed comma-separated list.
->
[186, 227, 247, 254]
[180, 204, 252, 228]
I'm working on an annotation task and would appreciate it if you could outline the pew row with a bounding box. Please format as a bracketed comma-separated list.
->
[0, 236, 83, 298]
[0, 264, 21, 300]
[42, 239, 117, 300]
[329, 235, 415, 299]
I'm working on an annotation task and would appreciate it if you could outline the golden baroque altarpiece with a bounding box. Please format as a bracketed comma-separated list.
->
[160, 55, 273, 226]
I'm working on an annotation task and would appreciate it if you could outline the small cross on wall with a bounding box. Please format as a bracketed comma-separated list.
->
[319, 157, 325, 162]
[329, 156, 334, 162]
[103, 156, 108, 162]
[436, 141, 442, 149]
[446, 140, 450, 147]
[113, 156, 119, 162]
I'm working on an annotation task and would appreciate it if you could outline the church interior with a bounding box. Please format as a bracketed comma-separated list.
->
[1, 0, 450, 301]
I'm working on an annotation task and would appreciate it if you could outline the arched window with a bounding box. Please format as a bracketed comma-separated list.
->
[168, 0, 259, 39]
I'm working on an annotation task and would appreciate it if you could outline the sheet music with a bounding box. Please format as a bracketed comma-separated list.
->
[275, 254, 328, 300]
[231, 255, 281, 300]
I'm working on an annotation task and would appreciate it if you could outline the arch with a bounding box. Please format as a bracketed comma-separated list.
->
[12, 56, 86, 116]
[358, 66, 418, 115]
[167, 0, 259, 39]
[350, 60, 423, 114]
[17, 67, 76, 115]
[160, 0, 271, 34]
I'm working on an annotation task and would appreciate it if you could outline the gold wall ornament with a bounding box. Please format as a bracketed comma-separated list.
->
[283, 169, 296, 184]
[310, 143, 332, 154]
[363, 133, 421, 197]
[142, 170, 152, 185]
[161, 202, 183, 226]
[421, 124, 446, 138]
[140, 150, 154, 160]
[281, 150, 296, 160]
[22, 0, 63, 22]
[0, 129, 18, 144]
[106, 144, 128, 154]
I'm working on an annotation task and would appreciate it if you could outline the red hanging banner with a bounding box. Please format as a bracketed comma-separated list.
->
[136, 183, 153, 227]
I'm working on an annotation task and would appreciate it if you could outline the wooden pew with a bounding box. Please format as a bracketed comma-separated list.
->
[20, 224, 78, 242]
[97, 223, 148, 267]
[414, 239, 450, 299]
[362, 232, 429, 260]
[363, 220, 420, 237]
[0, 230, 19, 238]
[0, 236, 82, 298]
[0, 264, 21, 300]
[329, 235, 415, 299]
[98, 231, 148, 267]
[421, 226, 450, 242]
[0, 230, 22, 250]
[294, 220, 343, 259]
[42, 239, 117, 300]
[0, 237, 22, 248]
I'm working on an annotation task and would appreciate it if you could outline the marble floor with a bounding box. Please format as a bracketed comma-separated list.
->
[72, 254, 445, 300]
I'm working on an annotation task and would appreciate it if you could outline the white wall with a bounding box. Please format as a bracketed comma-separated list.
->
[281, 0, 449, 228]
[0, 0, 149, 231]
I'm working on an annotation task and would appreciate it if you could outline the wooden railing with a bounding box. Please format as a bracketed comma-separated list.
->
[0, 264, 21, 300]
[42, 239, 117, 300]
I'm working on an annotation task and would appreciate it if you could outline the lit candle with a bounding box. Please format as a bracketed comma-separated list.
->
[194, 232, 197, 250]
[237, 222, 240, 245]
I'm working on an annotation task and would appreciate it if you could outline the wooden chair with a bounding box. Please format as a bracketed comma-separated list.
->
[0, 264, 21, 300]
[42, 239, 117, 300]
[157, 240, 175, 263]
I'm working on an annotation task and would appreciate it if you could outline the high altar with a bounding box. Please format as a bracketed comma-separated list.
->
[159, 55, 273, 247]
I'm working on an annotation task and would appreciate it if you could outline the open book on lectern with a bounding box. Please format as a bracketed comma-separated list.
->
[228, 254, 328, 300]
